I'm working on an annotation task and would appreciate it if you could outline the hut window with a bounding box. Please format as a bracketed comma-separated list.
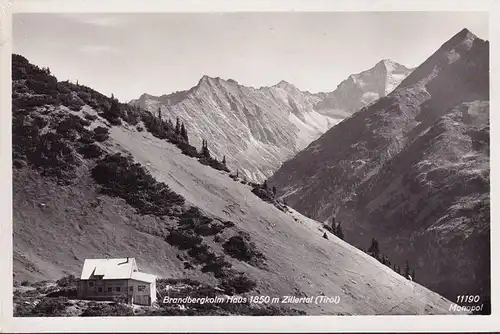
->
[116, 287, 121, 292]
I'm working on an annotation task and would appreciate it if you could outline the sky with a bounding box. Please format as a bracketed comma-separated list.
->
[13, 12, 489, 102]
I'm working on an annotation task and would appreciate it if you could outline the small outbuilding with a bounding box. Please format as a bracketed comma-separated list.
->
[77, 257, 157, 306]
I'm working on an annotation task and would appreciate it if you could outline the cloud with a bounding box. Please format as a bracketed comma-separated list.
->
[79, 44, 120, 56]
[56, 14, 126, 27]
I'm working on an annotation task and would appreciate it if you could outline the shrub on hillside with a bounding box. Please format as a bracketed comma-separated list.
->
[13, 94, 59, 110]
[56, 275, 78, 289]
[29, 132, 79, 183]
[59, 92, 85, 111]
[93, 126, 110, 142]
[251, 186, 275, 203]
[201, 256, 232, 278]
[220, 272, 257, 295]
[81, 302, 134, 317]
[122, 106, 141, 125]
[77, 143, 103, 159]
[222, 233, 266, 267]
[178, 208, 226, 236]
[165, 229, 203, 250]
[157, 277, 202, 287]
[198, 156, 230, 172]
[83, 112, 98, 122]
[92, 153, 185, 216]
[187, 244, 217, 265]
[78, 131, 96, 145]
[55, 115, 90, 138]
[31, 297, 70, 317]
[177, 141, 200, 158]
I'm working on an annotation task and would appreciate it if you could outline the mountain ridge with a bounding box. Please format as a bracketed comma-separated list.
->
[268, 28, 490, 303]
[130, 59, 412, 182]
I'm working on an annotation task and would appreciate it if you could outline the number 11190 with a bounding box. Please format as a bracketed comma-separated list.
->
[456, 295, 480, 303]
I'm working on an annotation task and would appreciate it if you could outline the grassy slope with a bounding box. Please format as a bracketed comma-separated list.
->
[99, 125, 456, 315]
[13, 120, 460, 315]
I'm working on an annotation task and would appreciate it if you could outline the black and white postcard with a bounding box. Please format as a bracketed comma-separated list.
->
[1, 0, 499, 332]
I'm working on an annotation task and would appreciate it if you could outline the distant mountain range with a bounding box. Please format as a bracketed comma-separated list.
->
[269, 28, 490, 303]
[130, 60, 413, 182]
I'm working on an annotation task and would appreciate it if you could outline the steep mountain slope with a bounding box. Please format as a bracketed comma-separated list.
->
[12, 54, 458, 315]
[268, 28, 490, 303]
[130, 61, 411, 183]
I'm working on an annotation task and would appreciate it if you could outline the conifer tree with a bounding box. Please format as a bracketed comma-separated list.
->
[335, 222, 344, 240]
[236, 169, 239, 178]
[201, 139, 210, 158]
[222, 155, 227, 166]
[272, 186, 277, 196]
[323, 232, 328, 240]
[367, 238, 380, 258]
[180, 123, 188, 142]
[404, 260, 410, 278]
[411, 269, 415, 280]
[109, 95, 121, 118]
[175, 117, 181, 135]
[263, 180, 268, 189]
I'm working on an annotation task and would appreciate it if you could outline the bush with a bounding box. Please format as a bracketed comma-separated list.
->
[220, 273, 257, 295]
[92, 153, 185, 216]
[31, 297, 70, 317]
[201, 256, 232, 278]
[222, 234, 266, 266]
[56, 115, 89, 139]
[222, 220, 236, 228]
[28, 132, 79, 183]
[251, 186, 275, 203]
[122, 106, 141, 125]
[187, 244, 216, 264]
[77, 143, 103, 159]
[199, 156, 230, 172]
[13, 94, 59, 110]
[56, 275, 78, 288]
[166, 229, 203, 250]
[78, 131, 96, 144]
[178, 209, 226, 236]
[84, 112, 98, 122]
[59, 92, 85, 111]
[157, 277, 202, 287]
[178, 141, 199, 158]
[81, 302, 134, 317]
[93, 126, 110, 142]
